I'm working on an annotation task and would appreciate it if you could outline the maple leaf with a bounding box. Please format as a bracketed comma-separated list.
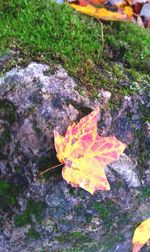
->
[132, 218, 150, 252]
[69, 3, 133, 21]
[54, 107, 126, 194]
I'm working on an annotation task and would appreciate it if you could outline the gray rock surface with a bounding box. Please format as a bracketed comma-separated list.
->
[0, 62, 149, 252]
[108, 154, 141, 188]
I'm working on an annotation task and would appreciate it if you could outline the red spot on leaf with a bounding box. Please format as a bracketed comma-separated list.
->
[81, 133, 93, 142]
[72, 126, 78, 135]
[114, 143, 120, 148]
[102, 143, 113, 149]
[110, 151, 118, 159]
[91, 142, 99, 151]
[94, 156, 107, 163]
[97, 176, 107, 183]
[84, 127, 90, 133]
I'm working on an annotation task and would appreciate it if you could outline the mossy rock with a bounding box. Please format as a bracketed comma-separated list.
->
[15, 199, 46, 227]
[0, 0, 150, 74]
[139, 187, 150, 199]
[0, 100, 17, 125]
[0, 179, 18, 209]
[27, 227, 40, 240]
[0, 128, 10, 150]
[57, 231, 91, 244]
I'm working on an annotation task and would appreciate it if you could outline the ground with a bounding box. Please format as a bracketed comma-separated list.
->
[0, 0, 150, 252]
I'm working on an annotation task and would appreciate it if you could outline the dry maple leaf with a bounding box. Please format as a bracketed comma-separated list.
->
[69, 3, 133, 21]
[132, 218, 150, 252]
[54, 106, 126, 194]
[68, 0, 150, 27]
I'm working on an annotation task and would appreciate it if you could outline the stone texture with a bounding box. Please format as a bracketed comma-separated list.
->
[0, 62, 149, 252]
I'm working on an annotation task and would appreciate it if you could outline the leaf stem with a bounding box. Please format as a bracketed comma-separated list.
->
[39, 163, 64, 176]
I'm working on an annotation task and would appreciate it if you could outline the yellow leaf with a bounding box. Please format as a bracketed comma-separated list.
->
[132, 218, 150, 252]
[69, 3, 133, 21]
[123, 6, 133, 18]
[54, 107, 126, 194]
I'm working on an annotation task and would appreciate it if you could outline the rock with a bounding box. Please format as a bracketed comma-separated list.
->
[99, 89, 112, 104]
[0, 62, 93, 160]
[140, 3, 150, 20]
[0, 62, 149, 252]
[0, 53, 10, 64]
[0, 49, 21, 73]
[145, 121, 150, 139]
[108, 154, 141, 188]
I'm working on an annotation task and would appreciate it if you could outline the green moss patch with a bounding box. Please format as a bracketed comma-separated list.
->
[104, 22, 150, 71]
[0, 179, 18, 209]
[92, 200, 117, 219]
[0, 128, 10, 150]
[27, 227, 40, 240]
[0, 100, 17, 125]
[92, 200, 126, 230]
[139, 187, 150, 199]
[0, 1, 149, 110]
[61, 232, 125, 252]
[15, 199, 46, 227]
[97, 233, 125, 252]
[0, 1, 150, 78]
[57, 231, 91, 244]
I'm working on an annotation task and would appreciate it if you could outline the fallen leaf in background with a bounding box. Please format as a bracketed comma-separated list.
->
[54, 107, 126, 194]
[132, 0, 148, 3]
[68, 0, 150, 28]
[70, 3, 133, 20]
[132, 218, 150, 252]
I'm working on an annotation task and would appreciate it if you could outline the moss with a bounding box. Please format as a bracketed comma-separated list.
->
[0, 180, 9, 196]
[0, 0, 149, 109]
[0, 179, 18, 209]
[60, 219, 68, 225]
[92, 200, 119, 230]
[15, 199, 46, 227]
[62, 248, 83, 252]
[15, 210, 32, 226]
[76, 59, 149, 104]
[0, 100, 17, 125]
[27, 106, 36, 114]
[134, 127, 149, 175]
[62, 233, 125, 252]
[93, 200, 116, 220]
[92, 202, 109, 219]
[0, 128, 10, 149]
[71, 231, 89, 241]
[27, 227, 40, 239]
[104, 22, 150, 71]
[0, 0, 150, 76]
[139, 103, 150, 122]
[57, 231, 90, 243]
[139, 187, 150, 199]
[32, 126, 41, 135]
[109, 98, 121, 112]
[97, 233, 125, 252]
